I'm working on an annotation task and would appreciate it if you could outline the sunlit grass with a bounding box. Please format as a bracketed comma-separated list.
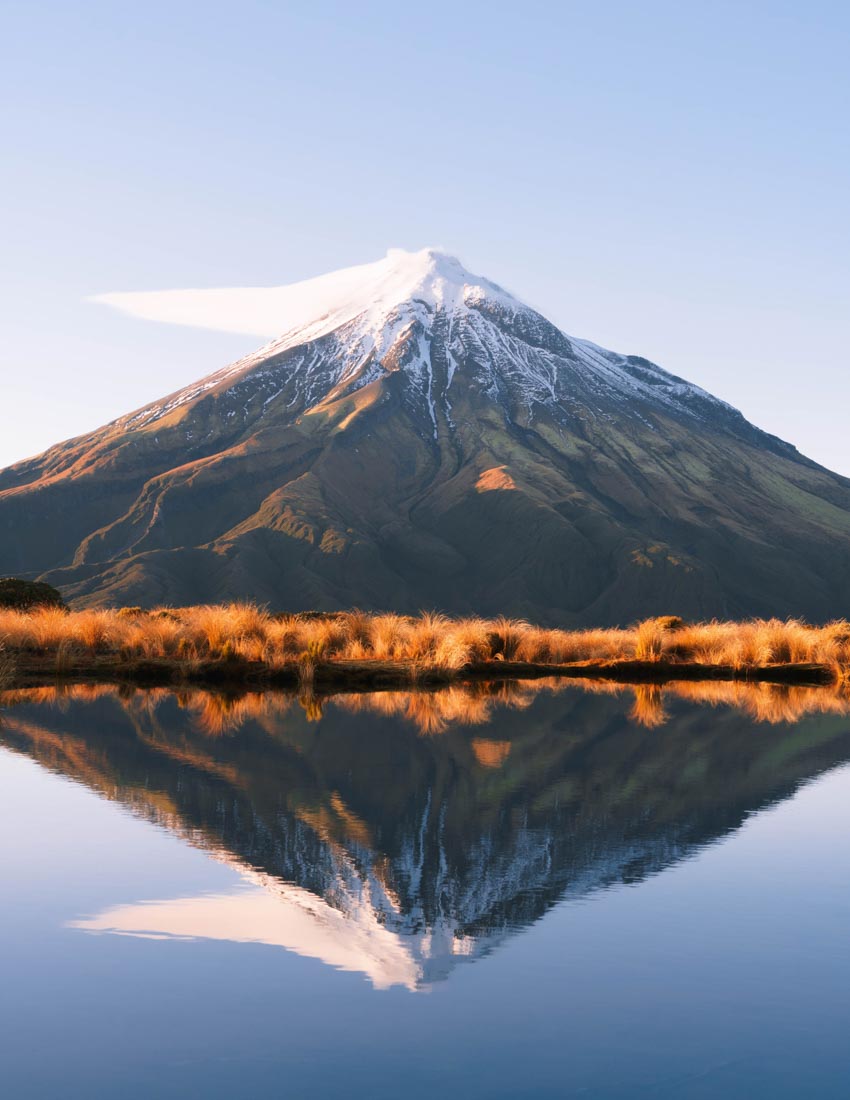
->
[0, 605, 848, 677]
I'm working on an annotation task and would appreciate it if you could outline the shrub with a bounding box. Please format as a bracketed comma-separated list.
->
[0, 578, 66, 611]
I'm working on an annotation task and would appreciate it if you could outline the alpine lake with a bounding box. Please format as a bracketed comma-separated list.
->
[1, 676, 849, 1098]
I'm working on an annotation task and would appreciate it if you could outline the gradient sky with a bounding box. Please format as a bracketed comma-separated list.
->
[2, 1, 848, 473]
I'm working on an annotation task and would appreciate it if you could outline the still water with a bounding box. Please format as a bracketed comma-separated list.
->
[1, 680, 849, 1098]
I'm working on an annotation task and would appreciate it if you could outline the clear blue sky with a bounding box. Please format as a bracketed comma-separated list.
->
[2, 1, 848, 472]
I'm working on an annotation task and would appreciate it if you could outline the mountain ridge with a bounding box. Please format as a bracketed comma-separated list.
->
[2, 248, 849, 622]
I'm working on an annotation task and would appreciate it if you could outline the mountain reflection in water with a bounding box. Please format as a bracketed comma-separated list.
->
[1, 679, 849, 990]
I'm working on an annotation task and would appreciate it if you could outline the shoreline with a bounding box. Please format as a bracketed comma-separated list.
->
[1, 654, 840, 693]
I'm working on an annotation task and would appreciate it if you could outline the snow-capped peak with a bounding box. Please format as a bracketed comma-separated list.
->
[268, 246, 520, 349]
[112, 248, 753, 445]
[94, 247, 519, 342]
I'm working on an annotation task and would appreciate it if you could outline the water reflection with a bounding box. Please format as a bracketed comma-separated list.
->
[2, 680, 850, 990]
[72, 874, 429, 990]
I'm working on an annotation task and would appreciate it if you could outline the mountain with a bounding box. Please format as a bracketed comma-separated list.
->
[2, 247, 849, 622]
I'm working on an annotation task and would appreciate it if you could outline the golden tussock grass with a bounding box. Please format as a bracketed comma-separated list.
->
[0, 606, 849, 681]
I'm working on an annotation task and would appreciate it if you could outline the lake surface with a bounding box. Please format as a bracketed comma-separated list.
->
[1, 680, 849, 1098]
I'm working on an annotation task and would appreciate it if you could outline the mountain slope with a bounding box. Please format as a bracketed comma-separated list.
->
[2, 247, 849, 622]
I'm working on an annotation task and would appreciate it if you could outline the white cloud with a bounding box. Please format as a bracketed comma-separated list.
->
[88, 248, 497, 343]
[91, 286, 304, 338]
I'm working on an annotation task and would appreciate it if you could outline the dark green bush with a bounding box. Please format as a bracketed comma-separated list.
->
[0, 577, 66, 611]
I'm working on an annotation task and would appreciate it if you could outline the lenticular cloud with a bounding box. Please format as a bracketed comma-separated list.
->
[92, 285, 293, 337]
[90, 247, 498, 339]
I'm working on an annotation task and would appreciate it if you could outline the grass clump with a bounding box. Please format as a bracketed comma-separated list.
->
[0, 604, 847, 684]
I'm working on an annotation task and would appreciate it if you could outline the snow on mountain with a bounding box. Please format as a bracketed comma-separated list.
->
[106, 247, 738, 439]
